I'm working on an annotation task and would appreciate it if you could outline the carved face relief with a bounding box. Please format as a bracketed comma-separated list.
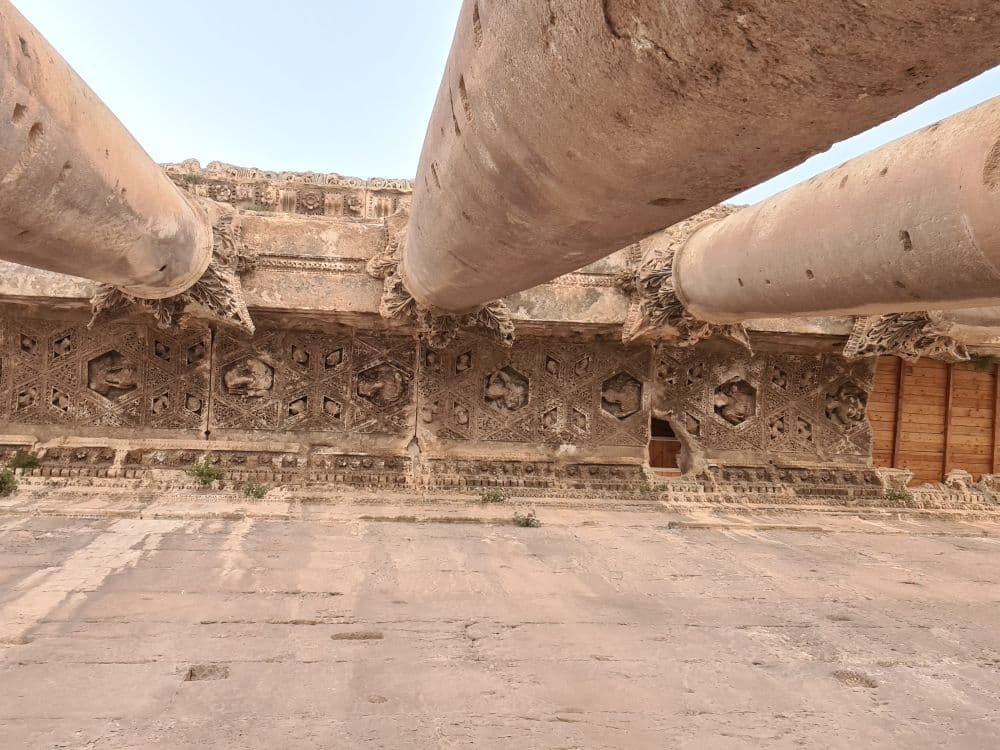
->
[185, 394, 204, 415]
[323, 396, 343, 419]
[545, 356, 561, 377]
[52, 335, 72, 359]
[287, 396, 308, 417]
[324, 348, 344, 370]
[768, 415, 787, 440]
[713, 377, 757, 426]
[16, 385, 38, 410]
[20, 335, 37, 355]
[453, 403, 470, 426]
[223, 357, 274, 397]
[87, 351, 139, 401]
[796, 417, 814, 442]
[601, 373, 643, 419]
[455, 351, 473, 374]
[291, 345, 310, 368]
[484, 366, 529, 412]
[151, 393, 170, 415]
[187, 342, 207, 365]
[825, 382, 868, 427]
[542, 407, 558, 429]
[357, 363, 409, 407]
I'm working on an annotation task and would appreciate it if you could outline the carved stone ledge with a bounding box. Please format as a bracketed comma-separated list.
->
[844, 312, 968, 362]
[90, 213, 257, 334]
[366, 209, 515, 350]
[621, 205, 748, 350]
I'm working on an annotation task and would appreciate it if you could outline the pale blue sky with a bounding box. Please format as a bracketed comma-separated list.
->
[14, 1, 1000, 204]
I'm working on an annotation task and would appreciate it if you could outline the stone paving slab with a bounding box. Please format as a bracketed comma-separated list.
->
[1, 495, 999, 748]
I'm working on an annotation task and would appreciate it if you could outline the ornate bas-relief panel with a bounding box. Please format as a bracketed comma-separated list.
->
[210, 327, 415, 436]
[0, 316, 210, 431]
[654, 345, 874, 463]
[417, 334, 650, 448]
[164, 160, 413, 222]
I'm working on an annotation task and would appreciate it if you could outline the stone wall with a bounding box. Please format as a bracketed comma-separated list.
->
[653, 343, 874, 470]
[0, 314, 878, 495]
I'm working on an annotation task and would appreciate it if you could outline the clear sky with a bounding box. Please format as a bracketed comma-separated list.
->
[13, 0, 1000, 204]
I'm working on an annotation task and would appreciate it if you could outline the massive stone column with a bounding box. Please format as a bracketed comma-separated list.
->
[666, 97, 1000, 325]
[402, 0, 1000, 313]
[0, 0, 212, 298]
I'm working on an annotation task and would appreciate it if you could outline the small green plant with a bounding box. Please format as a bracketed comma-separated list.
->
[0, 468, 17, 497]
[242, 482, 268, 499]
[479, 488, 507, 504]
[189, 460, 223, 487]
[8, 450, 39, 471]
[512, 510, 541, 528]
[883, 487, 913, 503]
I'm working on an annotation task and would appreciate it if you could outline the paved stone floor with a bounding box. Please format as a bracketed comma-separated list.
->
[1, 496, 999, 748]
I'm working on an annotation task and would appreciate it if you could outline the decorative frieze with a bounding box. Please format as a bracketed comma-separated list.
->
[653, 344, 874, 466]
[164, 160, 413, 222]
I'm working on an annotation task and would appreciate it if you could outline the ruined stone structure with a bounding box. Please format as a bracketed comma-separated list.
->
[2, 0, 1000, 508]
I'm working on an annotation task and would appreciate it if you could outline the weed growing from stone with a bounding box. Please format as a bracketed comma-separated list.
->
[512, 510, 540, 527]
[243, 482, 268, 499]
[8, 450, 39, 470]
[189, 460, 223, 486]
[479, 488, 507, 504]
[0, 468, 17, 497]
[883, 487, 913, 503]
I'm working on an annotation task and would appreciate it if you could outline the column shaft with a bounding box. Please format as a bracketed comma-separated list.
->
[403, 0, 1000, 312]
[671, 98, 1000, 322]
[0, 1, 211, 298]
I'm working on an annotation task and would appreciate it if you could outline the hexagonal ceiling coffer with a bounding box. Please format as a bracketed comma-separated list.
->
[484, 365, 528, 412]
[714, 377, 757, 426]
[601, 372, 643, 419]
[87, 350, 139, 401]
[357, 363, 409, 407]
[223, 357, 274, 397]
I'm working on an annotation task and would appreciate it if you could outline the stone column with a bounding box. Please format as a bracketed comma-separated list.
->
[0, 1, 212, 298]
[669, 97, 1000, 323]
[401, 0, 1000, 312]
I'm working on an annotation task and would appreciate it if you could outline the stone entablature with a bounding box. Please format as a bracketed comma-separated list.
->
[164, 160, 413, 222]
[0, 313, 878, 492]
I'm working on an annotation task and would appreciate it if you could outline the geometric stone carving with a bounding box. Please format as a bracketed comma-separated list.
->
[86, 351, 139, 401]
[1, 317, 209, 431]
[484, 366, 529, 412]
[222, 357, 274, 397]
[825, 382, 868, 427]
[417, 334, 649, 447]
[601, 372, 643, 419]
[713, 377, 756, 426]
[357, 363, 409, 407]
[653, 344, 874, 465]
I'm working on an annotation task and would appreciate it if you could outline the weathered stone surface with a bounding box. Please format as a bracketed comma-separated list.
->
[669, 98, 1000, 323]
[0, 2, 212, 297]
[2, 501, 1000, 748]
[403, 0, 1000, 311]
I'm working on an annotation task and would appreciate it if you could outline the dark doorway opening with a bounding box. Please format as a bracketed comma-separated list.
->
[649, 417, 681, 470]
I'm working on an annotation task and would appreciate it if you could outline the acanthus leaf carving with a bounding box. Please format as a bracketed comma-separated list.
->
[843, 312, 968, 363]
[621, 205, 749, 351]
[367, 208, 515, 350]
[90, 210, 256, 334]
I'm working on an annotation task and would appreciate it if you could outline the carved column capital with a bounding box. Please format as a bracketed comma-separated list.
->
[90, 206, 257, 334]
[621, 205, 749, 350]
[844, 312, 968, 362]
[367, 208, 515, 350]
